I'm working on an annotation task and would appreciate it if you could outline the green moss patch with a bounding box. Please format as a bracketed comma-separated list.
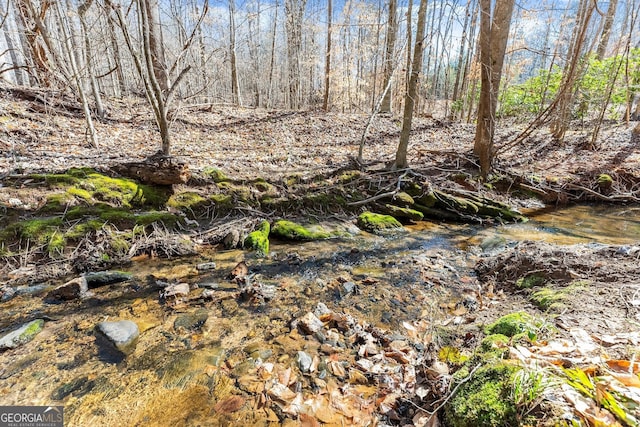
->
[271, 220, 331, 241]
[356, 212, 402, 234]
[167, 192, 207, 211]
[484, 312, 537, 338]
[383, 204, 424, 222]
[444, 363, 520, 427]
[203, 167, 229, 183]
[245, 221, 270, 257]
[516, 273, 546, 289]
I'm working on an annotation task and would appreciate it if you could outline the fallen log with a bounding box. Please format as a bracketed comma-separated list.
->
[112, 152, 190, 185]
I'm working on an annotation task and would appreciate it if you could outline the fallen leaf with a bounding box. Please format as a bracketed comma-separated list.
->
[214, 395, 245, 414]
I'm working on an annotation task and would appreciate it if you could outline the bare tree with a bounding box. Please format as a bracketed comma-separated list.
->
[380, 0, 397, 114]
[284, 0, 307, 109]
[108, 0, 208, 155]
[473, 0, 515, 178]
[549, 0, 595, 141]
[322, 0, 332, 111]
[596, 0, 619, 60]
[393, 0, 427, 169]
[229, 0, 240, 105]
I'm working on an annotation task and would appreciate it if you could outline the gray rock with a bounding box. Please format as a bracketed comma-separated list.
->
[342, 281, 356, 294]
[84, 270, 132, 288]
[297, 351, 313, 373]
[174, 309, 209, 331]
[96, 320, 139, 357]
[46, 277, 88, 301]
[0, 286, 16, 302]
[314, 302, 331, 317]
[15, 284, 48, 297]
[297, 312, 325, 335]
[196, 262, 217, 272]
[0, 319, 44, 351]
[161, 283, 190, 299]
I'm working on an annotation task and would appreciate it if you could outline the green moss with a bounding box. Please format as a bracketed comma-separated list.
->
[47, 232, 66, 257]
[109, 237, 130, 254]
[42, 193, 74, 212]
[271, 220, 331, 241]
[383, 204, 424, 222]
[484, 312, 536, 338]
[597, 174, 613, 187]
[391, 192, 415, 207]
[415, 191, 438, 207]
[253, 178, 274, 193]
[444, 363, 520, 427]
[167, 192, 207, 210]
[245, 221, 270, 257]
[65, 220, 105, 240]
[356, 212, 402, 234]
[67, 187, 93, 200]
[210, 194, 233, 207]
[203, 167, 229, 183]
[478, 334, 511, 359]
[516, 274, 546, 289]
[31, 173, 79, 186]
[338, 170, 361, 183]
[4, 217, 64, 243]
[530, 282, 586, 311]
[99, 210, 136, 224]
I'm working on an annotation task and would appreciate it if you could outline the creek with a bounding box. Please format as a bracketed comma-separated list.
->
[0, 204, 638, 426]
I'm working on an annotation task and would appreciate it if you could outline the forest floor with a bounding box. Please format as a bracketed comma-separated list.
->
[1, 86, 640, 426]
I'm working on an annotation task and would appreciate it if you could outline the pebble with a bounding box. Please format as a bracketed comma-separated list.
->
[296, 312, 324, 335]
[314, 302, 331, 317]
[0, 319, 44, 350]
[196, 262, 217, 272]
[297, 351, 313, 373]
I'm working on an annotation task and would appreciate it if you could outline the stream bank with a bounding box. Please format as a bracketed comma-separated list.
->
[1, 204, 639, 426]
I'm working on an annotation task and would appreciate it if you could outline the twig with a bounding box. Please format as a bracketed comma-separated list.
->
[403, 363, 482, 420]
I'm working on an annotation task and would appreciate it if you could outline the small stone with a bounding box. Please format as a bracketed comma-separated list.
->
[297, 312, 324, 335]
[161, 283, 190, 298]
[174, 309, 209, 331]
[0, 319, 44, 351]
[314, 302, 331, 317]
[0, 286, 16, 302]
[46, 277, 88, 301]
[95, 320, 139, 359]
[342, 281, 356, 294]
[297, 351, 313, 373]
[196, 262, 217, 272]
[84, 270, 132, 288]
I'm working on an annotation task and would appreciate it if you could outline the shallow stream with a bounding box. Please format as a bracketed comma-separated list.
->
[0, 204, 638, 425]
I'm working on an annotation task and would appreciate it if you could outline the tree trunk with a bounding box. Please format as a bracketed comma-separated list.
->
[78, 0, 105, 119]
[549, 0, 595, 141]
[473, 0, 516, 179]
[229, 0, 240, 105]
[284, 0, 306, 110]
[596, 0, 618, 60]
[142, 0, 169, 93]
[322, 0, 332, 111]
[450, 0, 472, 120]
[380, 0, 397, 114]
[54, 0, 97, 148]
[393, 0, 427, 169]
[1, 2, 25, 85]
